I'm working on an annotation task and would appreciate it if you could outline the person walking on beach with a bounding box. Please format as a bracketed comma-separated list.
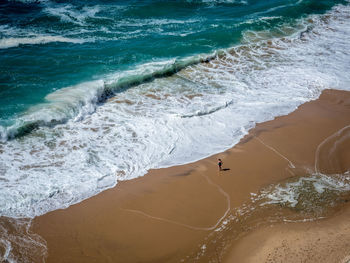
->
[218, 159, 223, 171]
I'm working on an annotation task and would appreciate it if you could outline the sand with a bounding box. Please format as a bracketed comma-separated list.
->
[224, 205, 350, 263]
[30, 89, 350, 262]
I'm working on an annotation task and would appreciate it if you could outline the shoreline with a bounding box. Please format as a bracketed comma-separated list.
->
[224, 203, 350, 263]
[30, 89, 350, 262]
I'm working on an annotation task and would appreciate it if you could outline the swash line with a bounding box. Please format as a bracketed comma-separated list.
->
[123, 173, 231, 231]
[255, 137, 296, 168]
[314, 124, 350, 174]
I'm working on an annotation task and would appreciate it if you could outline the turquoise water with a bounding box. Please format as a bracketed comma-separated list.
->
[0, 0, 345, 129]
[1, 1, 350, 260]
[1, 0, 350, 218]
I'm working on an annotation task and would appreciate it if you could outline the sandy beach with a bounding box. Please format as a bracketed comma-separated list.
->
[30, 89, 350, 262]
[224, 204, 350, 263]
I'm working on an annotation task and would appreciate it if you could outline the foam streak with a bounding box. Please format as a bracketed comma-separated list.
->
[314, 125, 350, 174]
[124, 173, 231, 231]
[255, 137, 296, 168]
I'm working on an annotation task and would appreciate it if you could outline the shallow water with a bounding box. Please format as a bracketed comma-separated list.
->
[188, 170, 350, 262]
[1, 1, 350, 261]
[1, 0, 350, 219]
[0, 0, 350, 262]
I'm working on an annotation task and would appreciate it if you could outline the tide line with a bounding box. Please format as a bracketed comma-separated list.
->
[314, 124, 350, 174]
[123, 173, 231, 231]
[255, 137, 296, 168]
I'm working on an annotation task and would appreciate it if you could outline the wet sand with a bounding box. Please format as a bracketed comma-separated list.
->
[32, 89, 350, 262]
[224, 204, 350, 263]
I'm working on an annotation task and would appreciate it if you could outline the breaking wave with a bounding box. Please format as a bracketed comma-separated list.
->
[0, 35, 85, 49]
[0, 1, 349, 220]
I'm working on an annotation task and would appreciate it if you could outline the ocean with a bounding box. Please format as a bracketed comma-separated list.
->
[0, 0, 350, 260]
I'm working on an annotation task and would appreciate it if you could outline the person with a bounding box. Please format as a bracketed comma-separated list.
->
[218, 159, 223, 171]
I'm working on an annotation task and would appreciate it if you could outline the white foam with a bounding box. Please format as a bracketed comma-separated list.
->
[0, 239, 11, 262]
[315, 125, 350, 174]
[43, 4, 103, 26]
[259, 173, 350, 208]
[0, 218, 47, 263]
[1, 3, 350, 219]
[190, 0, 248, 5]
[0, 35, 84, 49]
[118, 18, 201, 27]
[251, 0, 304, 17]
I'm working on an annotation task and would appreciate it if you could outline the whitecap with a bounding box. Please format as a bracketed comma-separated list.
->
[0, 35, 85, 49]
[0, 2, 350, 219]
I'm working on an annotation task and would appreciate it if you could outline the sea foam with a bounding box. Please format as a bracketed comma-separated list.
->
[0, 35, 84, 49]
[0, 3, 350, 219]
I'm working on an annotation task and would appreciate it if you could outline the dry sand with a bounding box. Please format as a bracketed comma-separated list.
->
[31, 89, 350, 262]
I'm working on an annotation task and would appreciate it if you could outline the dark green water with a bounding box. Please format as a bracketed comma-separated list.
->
[1, 2, 350, 261]
[0, 0, 344, 129]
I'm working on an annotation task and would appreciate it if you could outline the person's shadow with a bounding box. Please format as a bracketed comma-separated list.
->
[222, 168, 230, 171]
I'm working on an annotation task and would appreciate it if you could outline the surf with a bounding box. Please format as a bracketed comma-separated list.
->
[0, 2, 350, 220]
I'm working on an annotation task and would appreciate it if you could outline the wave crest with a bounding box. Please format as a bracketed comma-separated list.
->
[0, 54, 216, 141]
[0, 35, 85, 49]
